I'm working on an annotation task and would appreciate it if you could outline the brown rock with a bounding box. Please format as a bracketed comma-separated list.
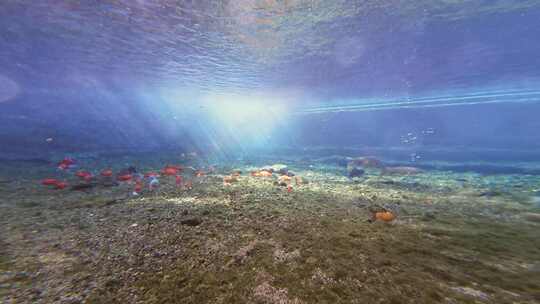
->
[523, 212, 540, 223]
[223, 175, 238, 183]
[347, 156, 384, 169]
[278, 175, 291, 184]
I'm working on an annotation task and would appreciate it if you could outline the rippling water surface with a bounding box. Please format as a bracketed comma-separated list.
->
[1, 1, 540, 153]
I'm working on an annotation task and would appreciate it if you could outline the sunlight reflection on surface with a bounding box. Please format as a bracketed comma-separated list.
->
[0, 75, 19, 103]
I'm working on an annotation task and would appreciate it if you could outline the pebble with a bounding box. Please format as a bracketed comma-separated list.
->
[181, 217, 202, 226]
[269, 164, 288, 172]
[306, 257, 317, 264]
[422, 212, 436, 221]
[131, 223, 138, 227]
[451, 286, 489, 300]
[348, 167, 365, 178]
[14, 272, 29, 280]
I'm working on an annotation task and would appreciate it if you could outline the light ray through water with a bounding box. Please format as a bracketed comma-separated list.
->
[295, 89, 540, 114]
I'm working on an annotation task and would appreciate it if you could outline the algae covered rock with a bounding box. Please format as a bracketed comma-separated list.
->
[266, 164, 290, 175]
[523, 212, 540, 223]
[347, 156, 384, 170]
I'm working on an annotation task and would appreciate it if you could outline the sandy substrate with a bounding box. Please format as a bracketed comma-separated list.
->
[1, 158, 540, 303]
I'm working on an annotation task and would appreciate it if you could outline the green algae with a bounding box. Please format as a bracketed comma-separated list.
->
[122, 182, 539, 303]
[4, 159, 540, 303]
[0, 255, 9, 272]
[132, 217, 437, 303]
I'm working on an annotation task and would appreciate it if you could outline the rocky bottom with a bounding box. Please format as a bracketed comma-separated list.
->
[1, 161, 540, 303]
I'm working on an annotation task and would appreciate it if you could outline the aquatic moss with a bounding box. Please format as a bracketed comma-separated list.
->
[420, 217, 540, 298]
[131, 211, 449, 303]
[5, 160, 540, 303]
[0, 254, 9, 271]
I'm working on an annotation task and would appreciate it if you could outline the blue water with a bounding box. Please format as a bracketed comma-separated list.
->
[3, 3, 540, 303]
[1, 1, 540, 159]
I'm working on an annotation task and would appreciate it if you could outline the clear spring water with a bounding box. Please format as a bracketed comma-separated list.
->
[1, 1, 540, 157]
[1, 2, 540, 303]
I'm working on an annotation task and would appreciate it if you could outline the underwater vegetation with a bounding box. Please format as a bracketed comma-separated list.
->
[1, 153, 540, 303]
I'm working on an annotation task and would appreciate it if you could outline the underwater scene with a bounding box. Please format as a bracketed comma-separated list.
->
[1, 1, 540, 303]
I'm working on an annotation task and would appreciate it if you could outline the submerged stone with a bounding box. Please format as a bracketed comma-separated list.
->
[523, 212, 540, 223]
[279, 168, 290, 176]
[70, 183, 98, 191]
[347, 156, 384, 169]
[270, 164, 288, 172]
[478, 190, 504, 197]
[348, 167, 365, 178]
[181, 216, 202, 226]
[451, 287, 489, 301]
[421, 212, 436, 221]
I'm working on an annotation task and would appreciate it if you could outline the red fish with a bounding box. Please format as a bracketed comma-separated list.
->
[134, 181, 143, 193]
[175, 175, 183, 186]
[54, 181, 68, 190]
[117, 174, 132, 182]
[75, 171, 92, 179]
[287, 185, 293, 193]
[75, 171, 93, 182]
[165, 164, 182, 170]
[195, 170, 205, 177]
[42, 178, 59, 186]
[100, 169, 113, 177]
[57, 157, 75, 170]
[161, 167, 179, 176]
